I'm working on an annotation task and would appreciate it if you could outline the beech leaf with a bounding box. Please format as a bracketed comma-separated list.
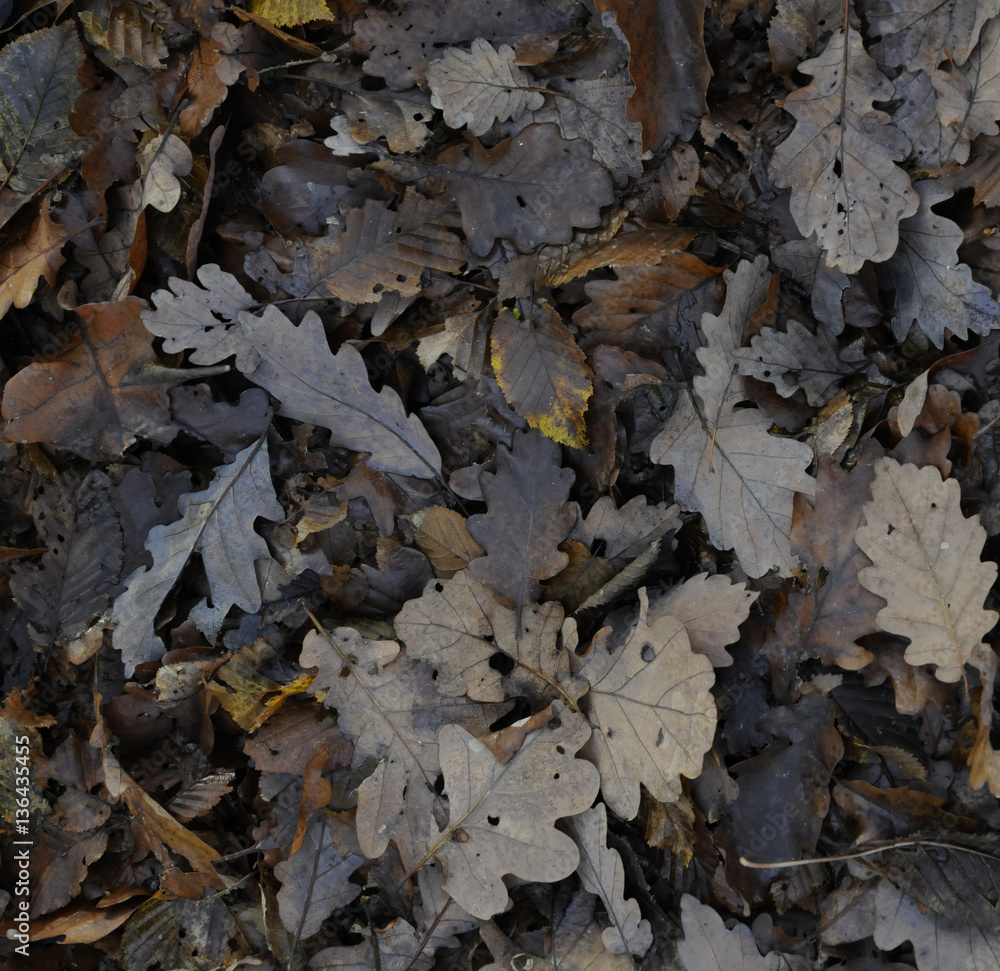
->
[856, 457, 999, 683]
[432, 705, 599, 919]
[768, 27, 918, 273]
[111, 436, 282, 675]
[580, 589, 716, 819]
[491, 301, 593, 448]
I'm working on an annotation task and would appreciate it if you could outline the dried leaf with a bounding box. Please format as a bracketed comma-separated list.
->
[884, 180, 1000, 346]
[431, 705, 599, 919]
[593, 0, 709, 152]
[768, 0, 844, 75]
[0, 202, 74, 317]
[138, 134, 193, 213]
[572, 495, 681, 566]
[897, 370, 930, 438]
[391, 123, 615, 256]
[856, 457, 999, 683]
[0, 25, 87, 230]
[142, 267, 443, 478]
[567, 804, 653, 958]
[467, 429, 576, 620]
[78, 0, 168, 69]
[275, 810, 364, 939]
[768, 27, 918, 273]
[250, 0, 332, 27]
[864, 0, 999, 73]
[732, 320, 845, 407]
[2, 298, 177, 460]
[409, 506, 484, 578]
[111, 437, 282, 675]
[427, 38, 544, 135]
[678, 894, 780, 971]
[647, 573, 758, 668]
[491, 302, 593, 448]
[650, 258, 815, 576]
[581, 589, 716, 819]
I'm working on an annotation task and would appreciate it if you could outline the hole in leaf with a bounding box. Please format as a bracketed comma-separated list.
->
[641, 644, 655, 662]
[488, 652, 514, 675]
[488, 815, 499, 826]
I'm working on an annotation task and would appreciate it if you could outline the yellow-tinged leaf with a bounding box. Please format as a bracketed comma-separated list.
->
[207, 640, 316, 732]
[250, 0, 332, 27]
[491, 301, 592, 448]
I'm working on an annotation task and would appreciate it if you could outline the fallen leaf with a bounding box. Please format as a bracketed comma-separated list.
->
[580, 588, 716, 818]
[768, 27, 918, 272]
[678, 894, 780, 971]
[856, 457, 999, 684]
[491, 301, 593, 448]
[567, 804, 653, 957]
[467, 428, 576, 621]
[0, 25, 87, 230]
[111, 436, 282, 675]
[427, 38, 544, 136]
[0, 202, 74, 317]
[431, 704, 599, 919]
[1, 297, 177, 460]
[138, 134, 193, 213]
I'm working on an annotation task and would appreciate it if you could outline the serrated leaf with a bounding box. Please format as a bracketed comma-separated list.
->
[768, 27, 918, 272]
[111, 437, 282, 675]
[581, 589, 716, 819]
[427, 38, 543, 135]
[0, 25, 87, 230]
[491, 302, 593, 448]
[856, 457, 999, 683]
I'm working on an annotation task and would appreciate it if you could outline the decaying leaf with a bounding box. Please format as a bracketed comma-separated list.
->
[768, 27, 918, 272]
[678, 894, 780, 971]
[111, 436, 282, 674]
[0, 202, 74, 317]
[431, 705, 599, 919]
[491, 302, 593, 448]
[856, 458, 999, 683]
[0, 25, 87, 230]
[427, 38, 543, 135]
[580, 588, 716, 819]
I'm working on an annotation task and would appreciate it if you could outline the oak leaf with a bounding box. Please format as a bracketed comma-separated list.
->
[567, 804, 653, 957]
[409, 506, 483, 578]
[430, 705, 599, 919]
[0, 25, 87, 230]
[572, 495, 681, 567]
[274, 810, 364, 940]
[467, 428, 576, 620]
[142, 267, 443, 478]
[580, 589, 716, 819]
[856, 457, 999, 683]
[389, 124, 615, 256]
[883, 180, 1000, 347]
[2, 298, 177, 461]
[678, 894, 780, 971]
[427, 38, 544, 135]
[491, 301, 593, 448]
[650, 258, 815, 577]
[0, 202, 74, 317]
[768, 27, 918, 273]
[111, 437, 282, 675]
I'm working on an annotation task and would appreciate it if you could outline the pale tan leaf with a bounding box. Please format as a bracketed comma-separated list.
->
[409, 506, 484, 578]
[650, 258, 815, 576]
[432, 705, 599, 919]
[427, 38, 543, 136]
[572, 495, 681, 566]
[567, 804, 653, 958]
[768, 27, 918, 272]
[491, 302, 593, 449]
[647, 573, 758, 668]
[678, 894, 780, 971]
[856, 457, 999, 683]
[580, 589, 716, 819]
[897, 370, 930, 439]
[139, 134, 193, 213]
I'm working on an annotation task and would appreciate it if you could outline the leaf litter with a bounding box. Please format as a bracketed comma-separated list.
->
[6, 2, 1000, 970]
